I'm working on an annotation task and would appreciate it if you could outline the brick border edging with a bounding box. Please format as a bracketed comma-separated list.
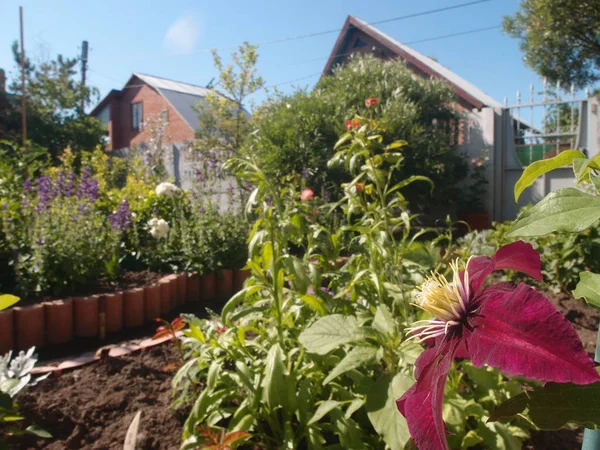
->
[0, 270, 251, 354]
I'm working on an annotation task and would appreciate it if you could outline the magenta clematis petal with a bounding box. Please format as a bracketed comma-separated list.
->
[466, 283, 600, 384]
[397, 336, 461, 450]
[465, 241, 543, 294]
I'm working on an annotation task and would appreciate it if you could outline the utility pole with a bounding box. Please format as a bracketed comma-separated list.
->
[81, 40, 88, 112]
[19, 6, 27, 146]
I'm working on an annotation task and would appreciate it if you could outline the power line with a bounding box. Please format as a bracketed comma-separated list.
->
[89, 23, 502, 92]
[92, 0, 496, 62]
[273, 24, 501, 69]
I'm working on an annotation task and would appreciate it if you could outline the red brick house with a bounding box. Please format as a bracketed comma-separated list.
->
[90, 73, 211, 150]
[324, 15, 502, 111]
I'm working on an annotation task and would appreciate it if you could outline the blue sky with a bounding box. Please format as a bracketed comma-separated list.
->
[0, 0, 563, 111]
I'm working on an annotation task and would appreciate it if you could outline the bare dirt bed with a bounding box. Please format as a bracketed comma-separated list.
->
[9, 345, 187, 450]
[7, 288, 600, 450]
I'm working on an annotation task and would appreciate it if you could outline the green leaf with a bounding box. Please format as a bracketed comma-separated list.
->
[366, 373, 413, 450]
[300, 294, 328, 316]
[461, 430, 483, 448]
[479, 421, 522, 450]
[308, 400, 342, 425]
[573, 271, 600, 308]
[1, 415, 24, 421]
[25, 425, 52, 438]
[323, 346, 378, 385]
[345, 398, 365, 419]
[261, 344, 290, 411]
[514, 150, 584, 201]
[0, 294, 19, 311]
[489, 382, 600, 430]
[372, 304, 396, 336]
[299, 315, 363, 355]
[508, 188, 600, 237]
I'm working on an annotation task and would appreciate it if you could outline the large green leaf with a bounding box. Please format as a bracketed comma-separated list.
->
[308, 400, 342, 425]
[573, 272, 600, 309]
[323, 346, 378, 385]
[0, 294, 19, 311]
[366, 373, 413, 450]
[514, 150, 584, 201]
[372, 304, 396, 336]
[261, 344, 289, 411]
[299, 315, 363, 355]
[508, 188, 600, 237]
[489, 382, 600, 430]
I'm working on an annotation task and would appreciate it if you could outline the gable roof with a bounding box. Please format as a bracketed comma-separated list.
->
[324, 15, 502, 110]
[132, 73, 211, 132]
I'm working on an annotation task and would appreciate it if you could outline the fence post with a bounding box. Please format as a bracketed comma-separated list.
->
[582, 333, 600, 449]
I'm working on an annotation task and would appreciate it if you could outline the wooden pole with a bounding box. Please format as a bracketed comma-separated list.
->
[19, 6, 27, 147]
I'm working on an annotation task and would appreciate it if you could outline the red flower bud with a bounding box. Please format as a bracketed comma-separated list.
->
[355, 183, 364, 192]
[365, 97, 379, 108]
[300, 189, 314, 201]
[345, 119, 360, 130]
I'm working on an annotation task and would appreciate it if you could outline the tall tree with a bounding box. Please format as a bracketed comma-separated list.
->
[504, 0, 600, 88]
[194, 42, 264, 157]
[8, 41, 105, 159]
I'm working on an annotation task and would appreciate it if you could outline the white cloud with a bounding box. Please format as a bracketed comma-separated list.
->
[164, 15, 201, 54]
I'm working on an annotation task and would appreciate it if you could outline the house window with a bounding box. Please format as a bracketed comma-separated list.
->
[131, 102, 143, 130]
[353, 38, 367, 49]
[161, 109, 168, 124]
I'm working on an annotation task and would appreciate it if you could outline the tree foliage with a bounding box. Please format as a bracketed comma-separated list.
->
[248, 54, 468, 210]
[504, 0, 600, 88]
[6, 41, 105, 159]
[195, 42, 264, 156]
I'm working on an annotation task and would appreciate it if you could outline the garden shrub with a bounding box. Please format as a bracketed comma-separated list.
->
[249, 54, 468, 211]
[173, 105, 533, 449]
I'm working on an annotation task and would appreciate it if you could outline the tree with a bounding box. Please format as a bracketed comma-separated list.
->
[504, 0, 600, 88]
[8, 41, 105, 159]
[249, 54, 468, 211]
[194, 42, 264, 156]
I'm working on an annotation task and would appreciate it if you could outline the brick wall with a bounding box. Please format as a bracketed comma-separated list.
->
[111, 77, 195, 149]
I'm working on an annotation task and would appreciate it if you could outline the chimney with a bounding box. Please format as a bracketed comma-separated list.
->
[0, 69, 5, 93]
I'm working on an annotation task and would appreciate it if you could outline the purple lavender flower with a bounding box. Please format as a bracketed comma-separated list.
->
[77, 167, 100, 202]
[301, 168, 309, 180]
[323, 190, 331, 202]
[2, 202, 8, 210]
[35, 175, 54, 213]
[23, 178, 32, 194]
[108, 200, 133, 232]
[144, 151, 152, 167]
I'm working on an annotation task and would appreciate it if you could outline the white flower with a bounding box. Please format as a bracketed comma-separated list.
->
[148, 218, 169, 239]
[155, 182, 179, 198]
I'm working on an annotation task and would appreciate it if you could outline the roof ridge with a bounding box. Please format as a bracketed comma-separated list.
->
[132, 72, 209, 90]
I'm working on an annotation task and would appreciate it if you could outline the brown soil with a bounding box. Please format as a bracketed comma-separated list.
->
[19, 271, 165, 307]
[8, 345, 188, 450]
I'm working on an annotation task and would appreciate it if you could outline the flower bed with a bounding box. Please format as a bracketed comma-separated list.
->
[0, 270, 250, 354]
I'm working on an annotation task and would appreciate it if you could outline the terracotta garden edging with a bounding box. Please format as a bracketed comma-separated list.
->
[187, 273, 200, 303]
[216, 269, 234, 300]
[123, 288, 145, 328]
[0, 271, 248, 354]
[0, 309, 14, 355]
[144, 284, 161, 323]
[45, 299, 73, 344]
[200, 273, 216, 301]
[73, 295, 99, 338]
[233, 269, 251, 292]
[14, 304, 45, 350]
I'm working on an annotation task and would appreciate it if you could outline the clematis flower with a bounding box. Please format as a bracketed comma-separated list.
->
[365, 97, 379, 108]
[300, 189, 314, 201]
[397, 241, 600, 450]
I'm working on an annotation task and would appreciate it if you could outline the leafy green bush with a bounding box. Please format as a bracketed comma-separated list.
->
[249, 54, 468, 210]
[173, 109, 532, 449]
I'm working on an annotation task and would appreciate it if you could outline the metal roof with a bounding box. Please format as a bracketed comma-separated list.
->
[158, 89, 206, 132]
[133, 73, 211, 97]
